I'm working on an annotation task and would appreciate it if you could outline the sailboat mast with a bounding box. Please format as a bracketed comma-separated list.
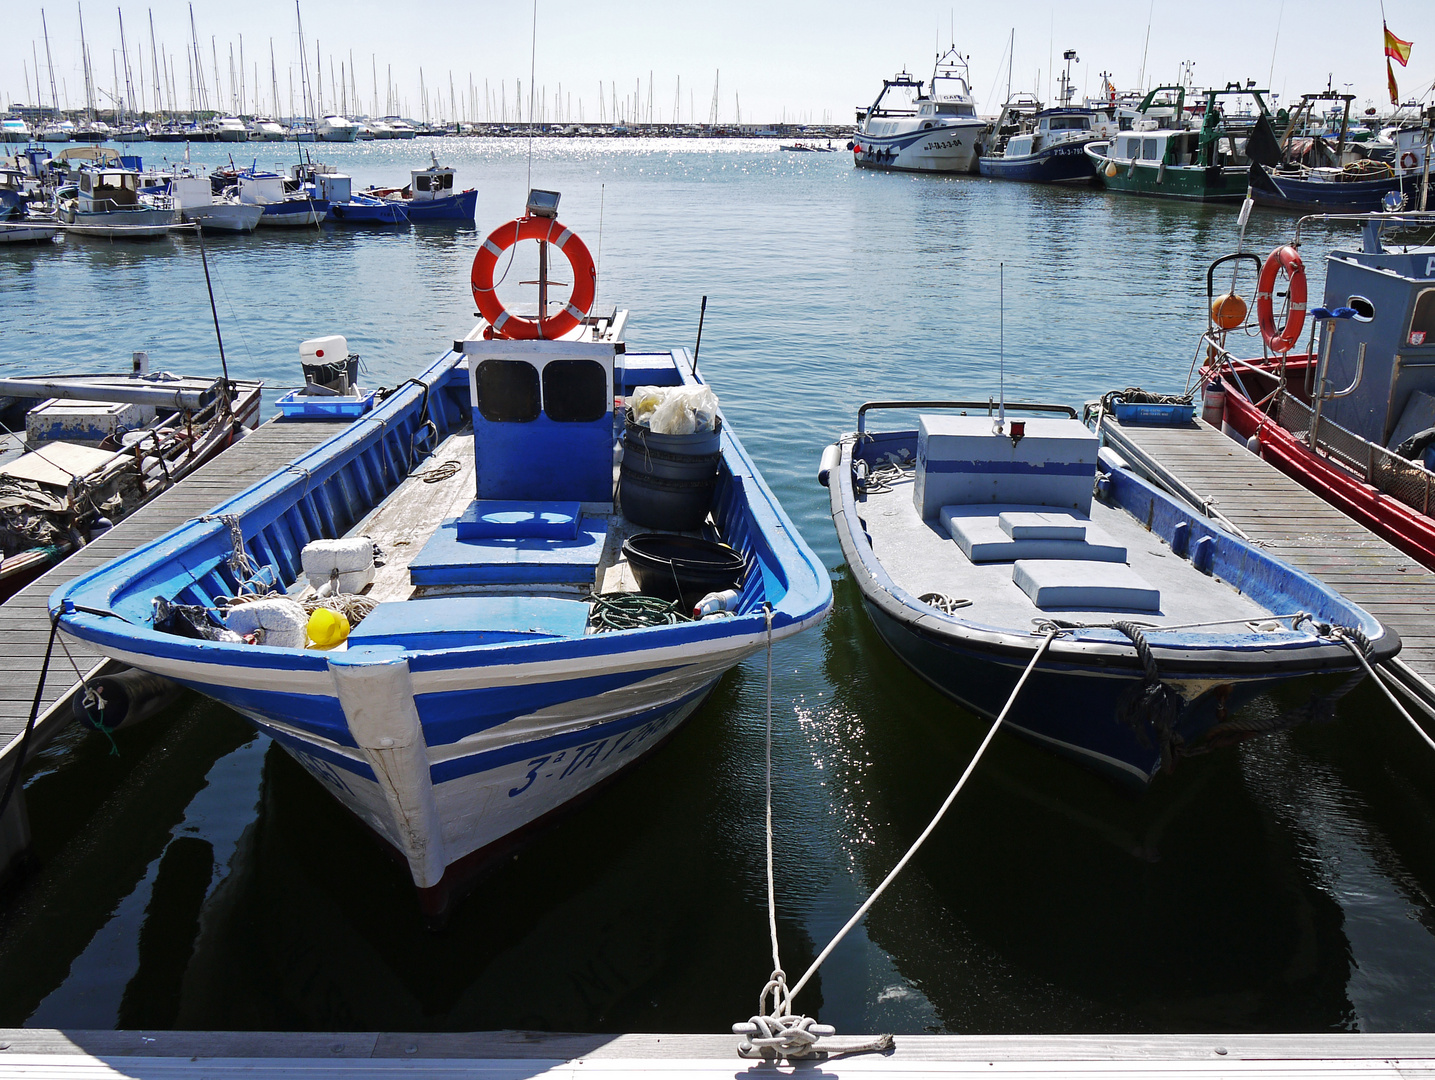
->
[1006, 28, 1014, 103]
[42, 10, 61, 119]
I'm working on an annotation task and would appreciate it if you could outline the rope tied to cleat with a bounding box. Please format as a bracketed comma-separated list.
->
[736, 615, 1060, 1061]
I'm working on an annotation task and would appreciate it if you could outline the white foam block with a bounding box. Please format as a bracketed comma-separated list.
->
[1013, 560, 1161, 612]
[941, 506, 1125, 564]
[999, 511, 1087, 540]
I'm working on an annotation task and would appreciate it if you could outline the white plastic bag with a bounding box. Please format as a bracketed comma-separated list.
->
[648, 385, 720, 435]
[628, 386, 665, 427]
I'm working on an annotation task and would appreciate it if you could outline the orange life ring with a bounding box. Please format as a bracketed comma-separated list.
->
[470, 216, 596, 340]
[1401, 151, 1419, 170]
[1256, 245, 1307, 354]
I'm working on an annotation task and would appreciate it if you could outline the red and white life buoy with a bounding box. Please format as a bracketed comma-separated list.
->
[470, 216, 597, 340]
[1256, 245, 1307, 354]
[1401, 151, 1420, 170]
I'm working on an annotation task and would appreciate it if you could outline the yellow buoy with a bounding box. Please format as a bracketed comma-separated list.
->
[1210, 293, 1247, 330]
[307, 607, 351, 649]
[1104, 161, 1118, 178]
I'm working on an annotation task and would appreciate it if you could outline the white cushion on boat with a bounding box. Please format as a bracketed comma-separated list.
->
[1013, 560, 1161, 612]
[998, 511, 1087, 540]
[941, 506, 1125, 563]
[301, 538, 376, 597]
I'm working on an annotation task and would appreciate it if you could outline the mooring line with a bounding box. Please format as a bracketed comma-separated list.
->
[737, 626, 1060, 1060]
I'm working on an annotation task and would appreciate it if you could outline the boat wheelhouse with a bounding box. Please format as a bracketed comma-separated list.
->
[56, 166, 179, 238]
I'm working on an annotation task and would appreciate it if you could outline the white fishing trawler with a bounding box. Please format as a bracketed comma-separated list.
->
[853, 45, 986, 174]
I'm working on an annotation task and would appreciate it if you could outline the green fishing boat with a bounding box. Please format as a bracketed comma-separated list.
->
[1085, 84, 1281, 202]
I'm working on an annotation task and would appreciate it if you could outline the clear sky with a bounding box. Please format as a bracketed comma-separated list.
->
[4, 0, 1433, 123]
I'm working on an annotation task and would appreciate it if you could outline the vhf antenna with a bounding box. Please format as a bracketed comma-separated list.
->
[996, 262, 1005, 434]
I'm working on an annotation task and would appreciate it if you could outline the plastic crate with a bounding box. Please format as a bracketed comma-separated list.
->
[1111, 400, 1196, 425]
[274, 388, 377, 420]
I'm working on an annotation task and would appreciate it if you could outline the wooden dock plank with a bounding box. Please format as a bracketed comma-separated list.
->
[0, 419, 338, 765]
[1102, 416, 1435, 706]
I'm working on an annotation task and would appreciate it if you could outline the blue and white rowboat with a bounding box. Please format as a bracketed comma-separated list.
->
[53, 295, 830, 916]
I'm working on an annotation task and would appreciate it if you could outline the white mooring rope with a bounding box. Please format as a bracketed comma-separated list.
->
[734, 622, 1061, 1061]
[1333, 628, 1435, 754]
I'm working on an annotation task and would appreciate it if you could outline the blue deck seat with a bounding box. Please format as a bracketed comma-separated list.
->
[455, 500, 582, 541]
[349, 595, 592, 650]
[409, 512, 608, 587]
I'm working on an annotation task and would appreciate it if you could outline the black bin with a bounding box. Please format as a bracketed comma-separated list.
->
[619, 411, 721, 531]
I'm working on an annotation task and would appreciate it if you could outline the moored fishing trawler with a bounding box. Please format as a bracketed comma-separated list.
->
[822, 398, 1396, 786]
[1200, 210, 1435, 570]
[1086, 84, 1280, 202]
[852, 45, 985, 174]
[55, 164, 180, 237]
[52, 190, 831, 916]
[978, 106, 1100, 185]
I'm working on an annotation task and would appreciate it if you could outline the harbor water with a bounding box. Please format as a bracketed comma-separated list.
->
[2, 138, 1434, 1034]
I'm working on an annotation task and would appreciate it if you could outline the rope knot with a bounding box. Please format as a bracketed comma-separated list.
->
[733, 970, 834, 1060]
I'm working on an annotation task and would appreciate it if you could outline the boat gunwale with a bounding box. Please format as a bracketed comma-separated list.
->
[51, 343, 831, 672]
[830, 428, 1394, 672]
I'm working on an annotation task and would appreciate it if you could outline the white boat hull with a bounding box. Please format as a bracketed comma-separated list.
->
[181, 203, 265, 233]
[0, 222, 60, 243]
[58, 204, 179, 238]
[854, 119, 985, 173]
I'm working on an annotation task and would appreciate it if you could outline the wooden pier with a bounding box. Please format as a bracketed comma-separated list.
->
[1100, 414, 1435, 716]
[0, 1029, 1433, 1077]
[0, 418, 336, 875]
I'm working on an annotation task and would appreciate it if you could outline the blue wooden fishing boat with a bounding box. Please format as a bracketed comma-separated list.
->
[329, 191, 408, 224]
[52, 196, 830, 917]
[1247, 161, 1421, 214]
[977, 107, 1100, 185]
[362, 155, 476, 222]
[822, 400, 1397, 786]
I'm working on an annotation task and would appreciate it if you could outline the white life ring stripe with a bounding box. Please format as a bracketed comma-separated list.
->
[492, 311, 510, 331]
[482, 237, 503, 257]
[564, 302, 585, 320]
[552, 227, 572, 249]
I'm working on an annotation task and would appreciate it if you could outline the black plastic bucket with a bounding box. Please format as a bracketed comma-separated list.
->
[622, 533, 746, 611]
[619, 411, 722, 531]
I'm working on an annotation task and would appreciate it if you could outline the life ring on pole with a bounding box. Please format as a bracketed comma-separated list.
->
[470, 216, 597, 340]
[1401, 151, 1419, 170]
[1256, 245, 1307, 354]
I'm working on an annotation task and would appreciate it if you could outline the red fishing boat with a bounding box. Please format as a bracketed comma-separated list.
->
[1197, 210, 1435, 569]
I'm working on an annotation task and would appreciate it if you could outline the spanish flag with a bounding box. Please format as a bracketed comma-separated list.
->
[1385, 24, 1413, 67]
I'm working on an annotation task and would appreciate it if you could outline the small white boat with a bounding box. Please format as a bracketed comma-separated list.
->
[0, 117, 31, 143]
[55, 166, 180, 238]
[853, 45, 986, 173]
[381, 116, 418, 139]
[316, 114, 360, 142]
[170, 172, 264, 233]
[38, 120, 76, 142]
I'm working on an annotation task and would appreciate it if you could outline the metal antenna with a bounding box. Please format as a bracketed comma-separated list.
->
[997, 262, 1005, 433]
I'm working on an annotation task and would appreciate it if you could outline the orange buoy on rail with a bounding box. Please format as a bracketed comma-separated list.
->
[1255, 245, 1307, 354]
[470, 216, 597, 340]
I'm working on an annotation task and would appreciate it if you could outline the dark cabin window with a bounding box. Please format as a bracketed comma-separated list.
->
[541, 360, 608, 422]
[1412, 290, 1435, 340]
[441, 172, 454, 189]
[415, 175, 431, 192]
[475, 360, 540, 422]
[1348, 296, 1376, 322]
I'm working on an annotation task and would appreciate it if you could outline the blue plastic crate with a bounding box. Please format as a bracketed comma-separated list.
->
[274, 388, 377, 420]
[1111, 400, 1196, 425]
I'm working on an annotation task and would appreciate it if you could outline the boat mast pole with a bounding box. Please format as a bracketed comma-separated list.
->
[1006, 29, 1013, 104]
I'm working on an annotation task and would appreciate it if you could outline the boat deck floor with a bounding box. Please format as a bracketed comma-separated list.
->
[315, 431, 681, 610]
[861, 469, 1272, 632]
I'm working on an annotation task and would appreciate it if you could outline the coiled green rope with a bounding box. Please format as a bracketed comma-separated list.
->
[588, 592, 692, 632]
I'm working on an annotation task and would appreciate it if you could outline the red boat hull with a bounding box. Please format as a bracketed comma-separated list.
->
[1219, 369, 1435, 570]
